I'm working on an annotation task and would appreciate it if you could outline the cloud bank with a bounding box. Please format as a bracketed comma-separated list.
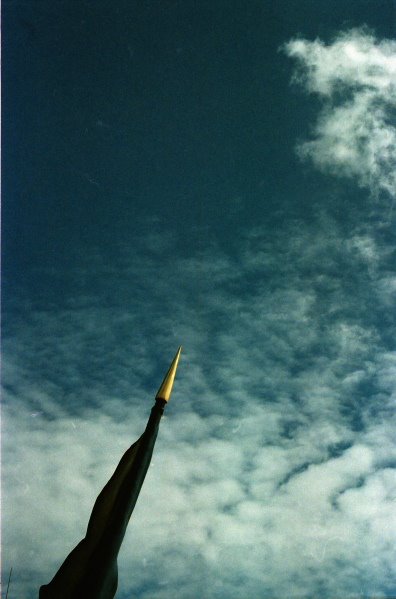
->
[3, 210, 396, 598]
[284, 28, 396, 199]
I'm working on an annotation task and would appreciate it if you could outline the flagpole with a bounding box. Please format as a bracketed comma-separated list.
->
[39, 347, 182, 599]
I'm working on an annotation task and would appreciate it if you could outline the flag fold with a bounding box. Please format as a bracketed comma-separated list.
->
[39, 399, 166, 599]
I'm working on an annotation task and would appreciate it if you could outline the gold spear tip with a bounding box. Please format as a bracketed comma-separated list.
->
[155, 346, 182, 402]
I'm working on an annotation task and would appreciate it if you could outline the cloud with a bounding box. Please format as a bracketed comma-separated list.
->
[3, 210, 396, 598]
[284, 28, 396, 199]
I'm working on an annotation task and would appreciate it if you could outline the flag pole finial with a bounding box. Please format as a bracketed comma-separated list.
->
[155, 346, 182, 402]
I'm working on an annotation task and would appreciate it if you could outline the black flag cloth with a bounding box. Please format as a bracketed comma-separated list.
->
[39, 399, 166, 599]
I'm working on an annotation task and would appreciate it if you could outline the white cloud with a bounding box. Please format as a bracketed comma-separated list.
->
[3, 215, 396, 598]
[284, 28, 396, 198]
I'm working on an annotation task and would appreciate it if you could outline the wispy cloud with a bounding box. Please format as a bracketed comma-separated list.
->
[3, 209, 396, 597]
[284, 28, 396, 199]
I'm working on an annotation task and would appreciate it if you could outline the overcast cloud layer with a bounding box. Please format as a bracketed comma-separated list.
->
[285, 28, 396, 200]
[3, 23, 396, 599]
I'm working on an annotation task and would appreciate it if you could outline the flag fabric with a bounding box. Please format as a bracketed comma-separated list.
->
[39, 398, 166, 599]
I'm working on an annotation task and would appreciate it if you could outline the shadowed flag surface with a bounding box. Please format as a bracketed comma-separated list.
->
[39, 347, 182, 599]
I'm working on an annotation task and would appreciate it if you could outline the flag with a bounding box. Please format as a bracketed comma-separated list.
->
[39, 347, 181, 599]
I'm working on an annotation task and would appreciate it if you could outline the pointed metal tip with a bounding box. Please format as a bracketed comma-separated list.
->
[155, 346, 182, 402]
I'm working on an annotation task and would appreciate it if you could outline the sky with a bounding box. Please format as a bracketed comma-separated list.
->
[2, 1, 396, 598]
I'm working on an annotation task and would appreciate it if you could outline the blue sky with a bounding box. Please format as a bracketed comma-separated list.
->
[3, 2, 396, 598]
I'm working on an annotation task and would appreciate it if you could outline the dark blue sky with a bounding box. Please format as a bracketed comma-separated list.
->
[3, 2, 396, 598]
[4, 1, 394, 289]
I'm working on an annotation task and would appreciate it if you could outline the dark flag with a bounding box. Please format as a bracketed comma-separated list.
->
[39, 347, 182, 599]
